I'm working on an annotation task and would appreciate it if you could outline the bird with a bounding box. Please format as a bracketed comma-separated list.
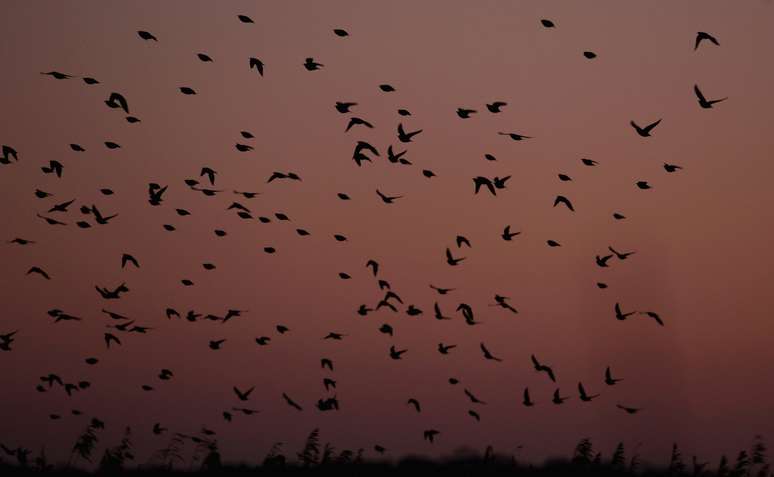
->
[303, 57, 323, 71]
[105, 92, 129, 114]
[434, 303, 452, 321]
[493, 176, 511, 190]
[365, 259, 379, 276]
[321, 358, 334, 371]
[596, 254, 613, 267]
[41, 71, 72, 80]
[179, 87, 196, 95]
[121, 253, 139, 269]
[345, 117, 374, 132]
[553, 195, 575, 212]
[445, 248, 465, 266]
[558, 173, 572, 181]
[530, 355, 556, 382]
[605, 366, 623, 385]
[630, 119, 662, 137]
[233, 386, 254, 401]
[237, 14, 254, 23]
[552, 389, 569, 404]
[664, 163, 683, 173]
[608, 246, 636, 260]
[522, 388, 534, 407]
[581, 158, 598, 166]
[498, 132, 531, 141]
[430, 285, 455, 295]
[473, 177, 496, 196]
[468, 410, 481, 422]
[26, 267, 50, 280]
[480, 343, 502, 362]
[48, 199, 75, 213]
[636, 181, 652, 190]
[378, 324, 393, 336]
[486, 101, 507, 113]
[578, 382, 599, 402]
[41, 160, 63, 178]
[376, 189, 402, 204]
[137, 31, 157, 41]
[389, 345, 407, 360]
[423, 430, 439, 443]
[695, 31, 719, 50]
[379, 84, 396, 92]
[209, 339, 226, 350]
[694, 84, 726, 109]
[335, 102, 357, 113]
[491, 295, 518, 314]
[438, 343, 456, 354]
[456, 235, 471, 248]
[540, 19, 555, 28]
[546, 240, 561, 247]
[197, 53, 213, 62]
[640, 311, 665, 326]
[104, 333, 121, 348]
[397, 123, 422, 143]
[282, 393, 303, 411]
[583, 51, 597, 59]
[615, 302, 636, 321]
[464, 388, 486, 405]
[247, 57, 264, 76]
[456, 108, 477, 118]
[616, 404, 641, 414]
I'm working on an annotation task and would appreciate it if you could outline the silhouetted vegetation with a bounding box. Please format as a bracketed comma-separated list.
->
[0, 432, 771, 475]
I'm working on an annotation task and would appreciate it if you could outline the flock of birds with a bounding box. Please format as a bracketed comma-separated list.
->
[0, 12, 726, 457]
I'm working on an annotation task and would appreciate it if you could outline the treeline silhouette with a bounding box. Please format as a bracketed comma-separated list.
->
[0, 427, 771, 476]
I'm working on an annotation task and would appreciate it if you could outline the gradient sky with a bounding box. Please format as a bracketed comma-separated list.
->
[1, 0, 773, 467]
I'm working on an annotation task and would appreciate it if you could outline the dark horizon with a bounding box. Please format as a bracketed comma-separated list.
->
[1, 0, 773, 468]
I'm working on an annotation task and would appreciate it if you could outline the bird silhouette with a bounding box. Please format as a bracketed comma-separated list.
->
[397, 123, 422, 142]
[430, 285, 455, 295]
[578, 382, 600, 402]
[445, 247, 465, 266]
[608, 246, 636, 260]
[137, 31, 157, 41]
[105, 92, 129, 114]
[616, 404, 641, 414]
[438, 343, 456, 354]
[464, 388, 486, 405]
[694, 84, 726, 109]
[531, 355, 556, 382]
[552, 389, 569, 404]
[553, 195, 575, 212]
[522, 388, 535, 407]
[26, 267, 50, 280]
[480, 343, 502, 362]
[664, 163, 683, 172]
[423, 430, 439, 443]
[486, 101, 507, 113]
[630, 119, 662, 137]
[615, 302, 636, 321]
[640, 311, 665, 326]
[605, 366, 623, 385]
[376, 189, 402, 204]
[282, 393, 303, 411]
[303, 57, 323, 70]
[389, 345, 407, 360]
[695, 31, 719, 50]
[473, 176, 496, 196]
[233, 386, 254, 401]
[346, 117, 374, 132]
[596, 254, 613, 267]
[456, 108, 477, 118]
[498, 132, 531, 141]
[456, 235, 471, 248]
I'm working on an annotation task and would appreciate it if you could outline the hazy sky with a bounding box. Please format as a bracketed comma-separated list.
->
[1, 0, 773, 467]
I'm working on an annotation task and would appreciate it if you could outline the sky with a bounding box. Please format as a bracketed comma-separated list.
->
[1, 0, 773, 468]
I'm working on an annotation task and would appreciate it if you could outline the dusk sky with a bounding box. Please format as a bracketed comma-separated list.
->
[1, 0, 773, 467]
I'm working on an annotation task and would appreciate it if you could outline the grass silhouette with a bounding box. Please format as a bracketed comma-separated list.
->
[0, 430, 770, 476]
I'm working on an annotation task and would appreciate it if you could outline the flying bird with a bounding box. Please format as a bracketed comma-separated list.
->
[695, 31, 719, 50]
[630, 119, 662, 137]
[694, 84, 726, 109]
